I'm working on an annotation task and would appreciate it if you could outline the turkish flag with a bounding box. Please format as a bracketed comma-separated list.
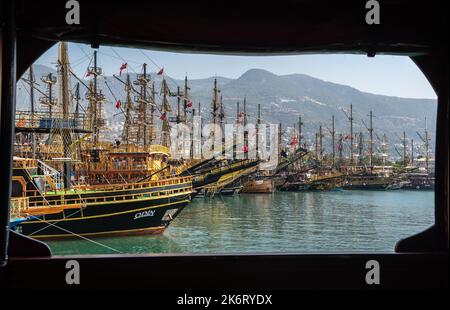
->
[119, 63, 127, 76]
[187, 101, 193, 108]
[115, 100, 122, 109]
[160, 113, 167, 120]
[157, 68, 164, 75]
[243, 145, 248, 153]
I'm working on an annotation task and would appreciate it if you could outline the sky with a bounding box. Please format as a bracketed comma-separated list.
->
[35, 42, 436, 100]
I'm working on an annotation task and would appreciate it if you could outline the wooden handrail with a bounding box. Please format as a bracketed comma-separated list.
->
[26, 185, 194, 209]
[72, 176, 192, 192]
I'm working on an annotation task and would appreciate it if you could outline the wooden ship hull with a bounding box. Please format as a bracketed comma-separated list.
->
[241, 178, 275, 193]
[11, 159, 195, 239]
[343, 174, 392, 190]
[13, 194, 191, 239]
[401, 173, 435, 190]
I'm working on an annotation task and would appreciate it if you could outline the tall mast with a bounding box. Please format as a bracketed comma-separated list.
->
[403, 131, 407, 167]
[142, 63, 148, 146]
[411, 139, 414, 166]
[93, 50, 98, 146]
[319, 125, 323, 161]
[74, 83, 81, 117]
[73, 82, 81, 161]
[342, 104, 354, 166]
[135, 63, 149, 146]
[40, 72, 57, 119]
[243, 97, 248, 159]
[150, 81, 156, 144]
[122, 74, 133, 147]
[183, 76, 189, 125]
[212, 78, 218, 126]
[88, 50, 104, 147]
[210, 78, 219, 155]
[338, 133, 343, 164]
[298, 115, 303, 148]
[315, 132, 319, 160]
[369, 110, 373, 168]
[29, 66, 36, 157]
[424, 117, 429, 173]
[358, 132, 363, 165]
[243, 97, 248, 126]
[382, 133, 388, 170]
[176, 86, 181, 124]
[234, 101, 240, 159]
[278, 123, 282, 164]
[256, 103, 261, 159]
[57, 42, 73, 187]
[160, 79, 171, 148]
[331, 115, 335, 166]
[350, 104, 354, 165]
[219, 95, 225, 133]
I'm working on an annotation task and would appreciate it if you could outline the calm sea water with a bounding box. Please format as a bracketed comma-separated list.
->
[46, 191, 434, 255]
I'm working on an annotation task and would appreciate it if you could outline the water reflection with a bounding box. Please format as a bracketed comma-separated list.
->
[46, 191, 434, 255]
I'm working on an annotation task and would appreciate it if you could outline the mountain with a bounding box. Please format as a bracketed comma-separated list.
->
[16, 66, 437, 157]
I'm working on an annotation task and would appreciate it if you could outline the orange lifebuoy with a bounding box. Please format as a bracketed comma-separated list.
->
[16, 116, 26, 127]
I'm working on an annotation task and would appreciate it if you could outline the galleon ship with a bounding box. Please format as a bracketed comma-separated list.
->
[10, 158, 195, 239]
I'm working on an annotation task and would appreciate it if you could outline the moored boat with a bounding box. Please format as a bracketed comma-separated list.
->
[10, 158, 195, 239]
[241, 177, 275, 193]
[343, 172, 393, 190]
[400, 172, 435, 190]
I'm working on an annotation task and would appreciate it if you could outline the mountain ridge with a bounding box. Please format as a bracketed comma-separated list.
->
[17, 65, 437, 156]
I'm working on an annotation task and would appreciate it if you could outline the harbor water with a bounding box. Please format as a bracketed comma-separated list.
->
[46, 190, 434, 255]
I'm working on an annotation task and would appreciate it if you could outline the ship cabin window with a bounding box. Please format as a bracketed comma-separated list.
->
[11, 42, 438, 256]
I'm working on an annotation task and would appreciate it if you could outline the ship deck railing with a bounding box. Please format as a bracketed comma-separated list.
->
[13, 157, 38, 169]
[71, 176, 192, 193]
[309, 172, 345, 182]
[108, 144, 170, 156]
[16, 182, 194, 215]
[15, 110, 93, 133]
[14, 144, 68, 160]
[10, 197, 29, 218]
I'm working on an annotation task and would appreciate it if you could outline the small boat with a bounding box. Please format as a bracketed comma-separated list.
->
[241, 177, 275, 193]
[400, 173, 435, 190]
[343, 172, 393, 190]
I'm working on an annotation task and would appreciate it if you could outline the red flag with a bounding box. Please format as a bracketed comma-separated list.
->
[115, 100, 122, 109]
[242, 145, 248, 153]
[157, 68, 164, 75]
[238, 111, 245, 124]
[119, 63, 127, 76]
[290, 137, 298, 146]
[344, 134, 351, 140]
[187, 101, 193, 108]
[160, 113, 167, 120]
